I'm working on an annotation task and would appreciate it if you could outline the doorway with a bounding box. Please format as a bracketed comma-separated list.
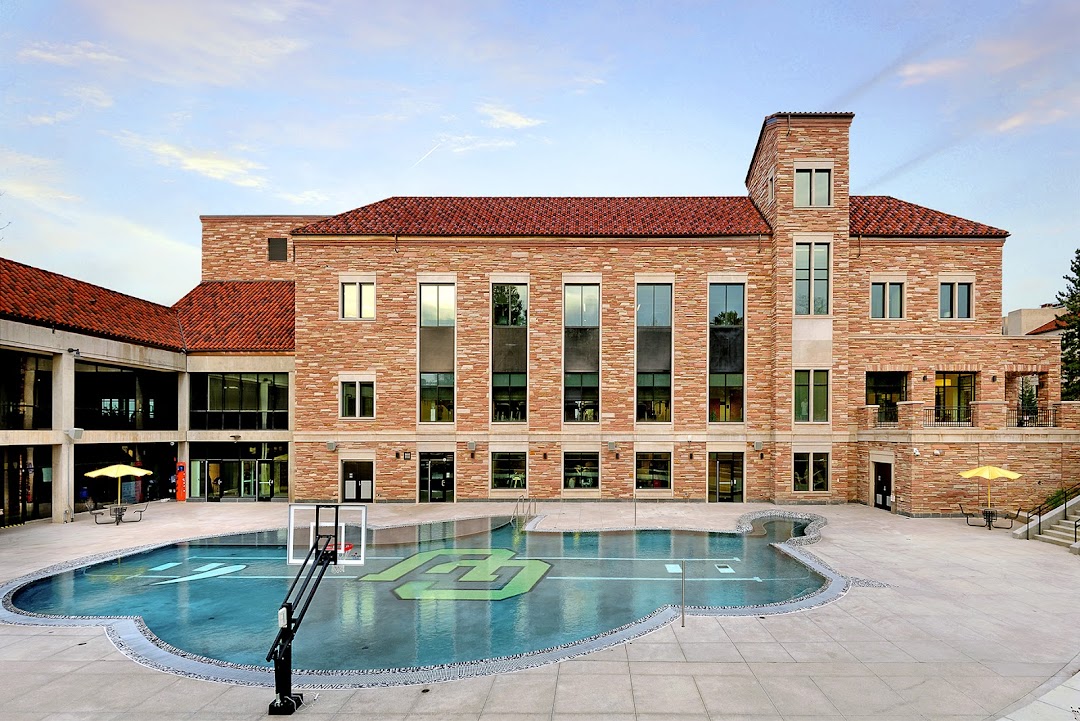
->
[708, 452, 744, 502]
[873, 462, 892, 511]
[419, 452, 454, 503]
[342, 460, 374, 503]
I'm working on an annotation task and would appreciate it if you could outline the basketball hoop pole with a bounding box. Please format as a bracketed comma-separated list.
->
[267, 504, 341, 716]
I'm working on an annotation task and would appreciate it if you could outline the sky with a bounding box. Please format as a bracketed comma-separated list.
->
[1, 0, 1077, 312]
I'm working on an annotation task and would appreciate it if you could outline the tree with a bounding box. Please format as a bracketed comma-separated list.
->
[1057, 248, 1080, 400]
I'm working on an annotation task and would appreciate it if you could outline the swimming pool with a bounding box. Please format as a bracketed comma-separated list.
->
[2, 511, 845, 687]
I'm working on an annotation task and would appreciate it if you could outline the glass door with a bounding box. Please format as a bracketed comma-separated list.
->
[342, 460, 374, 502]
[257, 460, 273, 501]
[708, 452, 744, 502]
[419, 452, 454, 503]
[240, 460, 258, 499]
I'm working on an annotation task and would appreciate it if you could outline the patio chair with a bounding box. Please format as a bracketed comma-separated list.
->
[120, 502, 149, 523]
[87, 499, 112, 525]
[958, 504, 981, 526]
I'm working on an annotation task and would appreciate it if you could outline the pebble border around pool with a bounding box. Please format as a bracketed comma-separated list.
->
[0, 510, 853, 689]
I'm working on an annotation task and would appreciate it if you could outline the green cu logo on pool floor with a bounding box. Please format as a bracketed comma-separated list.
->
[359, 549, 550, 601]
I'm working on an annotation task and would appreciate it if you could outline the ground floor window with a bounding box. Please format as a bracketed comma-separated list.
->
[635, 452, 671, 490]
[636, 373, 671, 422]
[189, 442, 289, 502]
[563, 452, 599, 489]
[1, 444, 53, 525]
[794, 452, 829, 492]
[491, 452, 527, 490]
[420, 372, 454, 422]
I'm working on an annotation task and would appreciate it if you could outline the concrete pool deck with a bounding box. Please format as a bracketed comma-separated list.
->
[1, 501, 1078, 721]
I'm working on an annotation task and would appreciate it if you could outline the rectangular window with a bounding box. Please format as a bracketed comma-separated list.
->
[637, 283, 672, 423]
[636, 373, 671, 422]
[492, 284, 527, 327]
[794, 369, 829, 422]
[795, 242, 829, 315]
[935, 372, 976, 423]
[340, 381, 374, 418]
[940, 282, 972, 319]
[267, 237, 287, 262]
[492, 373, 526, 422]
[564, 284, 600, 327]
[341, 282, 375, 320]
[492, 283, 528, 422]
[565, 283, 600, 422]
[563, 452, 599, 490]
[870, 282, 904, 319]
[635, 452, 671, 490]
[564, 372, 599, 422]
[794, 452, 829, 492]
[866, 371, 907, 424]
[794, 168, 831, 207]
[491, 452, 527, 490]
[709, 283, 745, 422]
[419, 372, 454, 422]
[420, 283, 455, 326]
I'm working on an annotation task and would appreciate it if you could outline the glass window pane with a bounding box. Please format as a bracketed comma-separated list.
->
[957, 283, 971, 318]
[813, 168, 831, 206]
[871, 283, 884, 318]
[564, 285, 581, 326]
[439, 285, 455, 326]
[341, 382, 356, 417]
[794, 370, 809, 422]
[637, 285, 653, 327]
[888, 283, 903, 318]
[360, 283, 375, 319]
[581, 285, 599, 327]
[794, 169, 811, 207]
[342, 284, 359, 319]
[420, 285, 438, 325]
[564, 452, 599, 489]
[812, 453, 830, 491]
[813, 370, 829, 422]
[794, 453, 809, 491]
[654, 284, 671, 326]
[728, 284, 743, 323]
[940, 283, 953, 318]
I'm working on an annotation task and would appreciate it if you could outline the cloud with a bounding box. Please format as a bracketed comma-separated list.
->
[68, 86, 114, 108]
[113, 132, 267, 188]
[897, 58, 967, 86]
[437, 134, 516, 153]
[0, 149, 79, 201]
[17, 40, 125, 65]
[81, 0, 308, 86]
[27, 111, 77, 126]
[278, 189, 330, 206]
[477, 103, 544, 130]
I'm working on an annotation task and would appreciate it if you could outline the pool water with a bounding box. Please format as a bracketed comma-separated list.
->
[13, 518, 823, 671]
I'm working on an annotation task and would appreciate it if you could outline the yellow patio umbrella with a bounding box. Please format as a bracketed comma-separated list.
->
[958, 465, 1021, 508]
[85, 464, 153, 505]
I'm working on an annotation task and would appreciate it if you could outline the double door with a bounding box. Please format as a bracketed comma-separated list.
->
[874, 462, 893, 511]
[342, 460, 374, 503]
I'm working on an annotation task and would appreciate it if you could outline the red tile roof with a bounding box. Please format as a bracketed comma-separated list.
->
[174, 281, 294, 352]
[0, 256, 184, 349]
[1027, 316, 1067, 335]
[849, 196, 1008, 238]
[292, 196, 772, 237]
[294, 195, 1008, 239]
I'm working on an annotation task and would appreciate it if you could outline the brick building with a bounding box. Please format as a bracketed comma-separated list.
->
[2, 111, 1077, 523]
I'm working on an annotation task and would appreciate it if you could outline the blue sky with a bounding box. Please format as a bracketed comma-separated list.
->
[1, 0, 1077, 312]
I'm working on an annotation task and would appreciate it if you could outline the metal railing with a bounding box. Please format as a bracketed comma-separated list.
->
[923, 406, 972, 427]
[511, 494, 536, 527]
[1025, 480, 1080, 539]
[876, 406, 899, 427]
[1006, 407, 1058, 428]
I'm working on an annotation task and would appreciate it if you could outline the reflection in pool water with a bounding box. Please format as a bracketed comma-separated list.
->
[12, 517, 826, 672]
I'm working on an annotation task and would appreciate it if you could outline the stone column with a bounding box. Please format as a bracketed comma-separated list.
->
[51, 351, 76, 523]
[970, 401, 1007, 430]
[897, 400, 924, 431]
[1054, 401, 1080, 429]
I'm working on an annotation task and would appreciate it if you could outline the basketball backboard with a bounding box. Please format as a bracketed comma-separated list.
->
[286, 503, 367, 566]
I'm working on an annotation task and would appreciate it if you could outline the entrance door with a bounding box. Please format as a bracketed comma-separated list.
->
[342, 460, 374, 503]
[708, 452, 744, 502]
[419, 452, 454, 503]
[873, 462, 892, 511]
[257, 460, 273, 501]
[241, 460, 258, 499]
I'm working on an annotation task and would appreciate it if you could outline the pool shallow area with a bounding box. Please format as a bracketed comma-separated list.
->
[2, 511, 846, 688]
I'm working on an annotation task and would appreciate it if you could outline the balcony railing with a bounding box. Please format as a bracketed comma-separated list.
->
[875, 406, 899, 427]
[924, 406, 971, 427]
[1007, 407, 1057, 428]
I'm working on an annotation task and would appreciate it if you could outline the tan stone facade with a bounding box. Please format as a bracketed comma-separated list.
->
[229, 114, 1079, 515]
